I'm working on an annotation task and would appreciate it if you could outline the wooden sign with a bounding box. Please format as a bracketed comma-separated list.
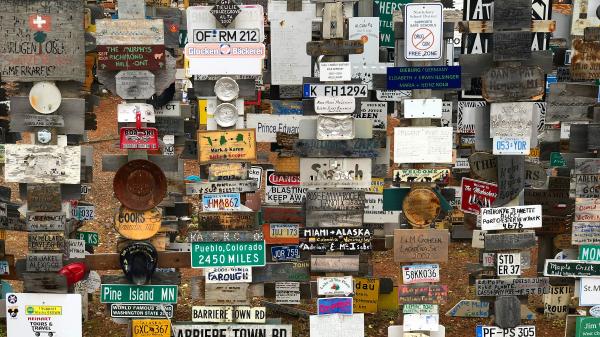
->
[26, 212, 66, 231]
[394, 229, 449, 263]
[253, 262, 310, 283]
[572, 223, 600, 245]
[0, 0, 85, 82]
[393, 169, 450, 184]
[116, 70, 156, 100]
[484, 232, 536, 251]
[468, 152, 497, 182]
[113, 207, 162, 241]
[353, 278, 379, 313]
[262, 224, 299, 244]
[480, 205, 542, 231]
[192, 306, 266, 323]
[208, 163, 249, 181]
[305, 210, 364, 228]
[4, 145, 81, 184]
[445, 300, 489, 318]
[482, 66, 544, 102]
[299, 158, 371, 189]
[576, 198, 600, 222]
[28, 232, 64, 251]
[317, 277, 353, 296]
[294, 139, 379, 158]
[27, 184, 61, 212]
[305, 190, 365, 211]
[186, 180, 257, 195]
[96, 19, 165, 45]
[306, 40, 363, 56]
[493, 155, 525, 206]
[98, 45, 165, 71]
[26, 253, 63, 272]
[198, 129, 256, 164]
[205, 267, 252, 284]
[544, 260, 600, 277]
[198, 212, 258, 230]
[525, 189, 574, 217]
[571, 39, 600, 80]
[475, 278, 550, 296]
[262, 206, 304, 224]
[547, 83, 598, 122]
[189, 231, 263, 243]
[299, 228, 372, 252]
[493, 31, 532, 61]
[310, 255, 360, 273]
[398, 285, 448, 305]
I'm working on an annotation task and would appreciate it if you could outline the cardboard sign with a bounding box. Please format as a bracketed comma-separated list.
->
[96, 19, 164, 45]
[173, 325, 292, 337]
[398, 285, 448, 305]
[544, 260, 600, 278]
[192, 306, 266, 323]
[263, 224, 299, 244]
[275, 282, 300, 305]
[393, 127, 453, 164]
[98, 45, 165, 71]
[197, 129, 257, 164]
[480, 205, 542, 230]
[402, 264, 440, 284]
[404, 3, 443, 61]
[205, 267, 252, 283]
[0, 1, 85, 82]
[497, 253, 521, 276]
[28, 232, 64, 251]
[475, 278, 550, 297]
[299, 158, 372, 189]
[387, 67, 461, 90]
[317, 277, 353, 296]
[299, 228, 372, 252]
[202, 193, 241, 212]
[110, 304, 174, 318]
[113, 207, 161, 241]
[191, 242, 266, 268]
[394, 229, 449, 263]
[246, 115, 300, 143]
[460, 178, 498, 214]
[4, 145, 81, 184]
[100, 284, 178, 304]
[353, 278, 379, 313]
[317, 297, 353, 315]
[5, 293, 82, 337]
[265, 171, 306, 205]
[315, 97, 356, 114]
[116, 70, 156, 100]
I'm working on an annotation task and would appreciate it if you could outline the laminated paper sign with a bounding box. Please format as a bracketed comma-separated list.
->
[393, 127, 453, 164]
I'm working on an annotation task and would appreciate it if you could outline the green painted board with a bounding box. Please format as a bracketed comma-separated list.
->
[579, 245, 600, 261]
[374, 0, 413, 48]
[576, 316, 600, 337]
[100, 284, 178, 304]
[191, 241, 266, 268]
[550, 152, 566, 167]
[75, 231, 99, 246]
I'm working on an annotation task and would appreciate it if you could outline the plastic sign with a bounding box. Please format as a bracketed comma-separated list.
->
[120, 127, 159, 150]
[404, 3, 443, 61]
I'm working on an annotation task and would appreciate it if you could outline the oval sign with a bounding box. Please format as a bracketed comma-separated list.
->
[553, 234, 573, 250]
[114, 206, 161, 240]
[590, 305, 600, 317]
[29, 81, 62, 114]
[468, 152, 497, 182]
[402, 188, 441, 228]
[314, 96, 355, 114]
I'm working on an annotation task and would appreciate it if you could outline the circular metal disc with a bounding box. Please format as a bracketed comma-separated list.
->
[29, 81, 62, 114]
[214, 77, 239, 102]
[113, 159, 167, 211]
[214, 103, 238, 128]
[402, 188, 441, 228]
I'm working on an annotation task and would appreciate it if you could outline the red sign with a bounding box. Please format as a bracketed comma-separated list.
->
[267, 171, 301, 186]
[29, 14, 51, 32]
[120, 127, 159, 150]
[460, 178, 498, 214]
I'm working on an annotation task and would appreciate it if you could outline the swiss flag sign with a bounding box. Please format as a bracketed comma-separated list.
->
[28, 14, 52, 32]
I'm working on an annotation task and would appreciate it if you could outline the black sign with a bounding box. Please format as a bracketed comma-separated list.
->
[299, 228, 372, 252]
[210, 0, 241, 27]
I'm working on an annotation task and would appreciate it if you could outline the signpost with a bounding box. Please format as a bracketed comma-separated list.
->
[191, 241, 266, 268]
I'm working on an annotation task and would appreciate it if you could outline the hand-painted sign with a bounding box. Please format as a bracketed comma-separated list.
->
[480, 205, 542, 230]
[475, 278, 550, 297]
[110, 304, 174, 318]
[191, 241, 266, 268]
[28, 232, 64, 251]
[98, 45, 165, 71]
[299, 228, 372, 252]
[394, 229, 449, 263]
[317, 297, 353, 315]
[26, 212, 66, 231]
[299, 158, 372, 189]
[387, 67, 461, 90]
[265, 171, 306, 205]
[317, 276, 353, 296]
[100, 284, 178, 304]
[132, 319, 170, 337]
[398, 285, 448, 304]
[4, 145, 81, 184]
[576, 198, 600, 222]
[544, 260, 600, 278]
[460, 178, 498, 214]
[205, 266, 252, 283]
[393, 169, 450, 184]
[402, 264, 440, 284]
[197, 129, 257, 164]
[192, 306, 266, 323]
[482, 65, 545, 102]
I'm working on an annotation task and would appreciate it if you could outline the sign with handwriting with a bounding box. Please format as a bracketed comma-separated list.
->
[394, 127, 453, 164]
[198, 129, 257, 164]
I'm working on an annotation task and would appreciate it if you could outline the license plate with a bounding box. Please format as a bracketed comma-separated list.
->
[192, 29, 260, 43]
[493, 137, 530, 155]
[120, 127, 159, 150]
[73, 205, 95, 220]
[303, 84, 368, 98]
[476, 325, 536, 337]
[202, 193, 241, 212]
[271, 245, 300, 262]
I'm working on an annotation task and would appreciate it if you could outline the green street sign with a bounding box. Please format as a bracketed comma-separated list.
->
[374, 0, 413, 48]
[75, 231, 99, 246]
[100, 284, 178, 304]
[191, 241, 266, 268]
[579, 245, 600, 261]
[576, 316, 600, 337]
[550, 152, 565, 167]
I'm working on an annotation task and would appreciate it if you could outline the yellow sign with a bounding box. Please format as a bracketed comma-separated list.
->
[529, 147, 540, 158]
[353, 277, 380, 313]
[370, 178, 384, 194]
[378, 287, 398, 311]
[114, 206, 162, 240]
[198, 129, 257, 164]
[198, 99, 208, 125]
[25, 306, 62, 315]
[132, 319, 171, 337]
[0, 230, 6, 240]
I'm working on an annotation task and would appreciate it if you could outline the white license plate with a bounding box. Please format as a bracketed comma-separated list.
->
[192, 29, 260, 43]
[493, 137, 530, 155]
[477, 325, 536, 337]
[303, 84, 368, 98]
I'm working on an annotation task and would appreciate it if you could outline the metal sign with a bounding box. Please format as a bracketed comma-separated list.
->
[402, 264, 440, 284]
[131, 319, 170, 337]
[4, 145, 81, 184]
[197, 129, 257, 164]
[26, 212, 66, 231]
[270, 245, 300, 262]
[26, 253, 63, 272]
[497, 253, 521, 277]
[475, 278, 549, 297]
[116, 71, 156, 100]
[110, 304, 174, 318]
[118, 103, 155, 123]
[185, 43, 265, 76]
[316, 115, 355, 141]
[191, 241, 266, 268]
[571, 39, 600, 80]
[192, 29, 260, 43]
[544, 260, 600, 278]
[394, 229, 449, 263]
[205, 266, 252, 283]
[265, 171, 305, 205]
[303, 84, 368, 98]
[173, 324, 292, 337]
[404, 3, 443, 60]
[387, 67, 461, 90]
[476, 326, 535, 337]
[186, 180, 257, 195]
[202, 193, 241, 212]
[96, 19, 165, 45]
[100, 284, 178, 304]
[98, 45, 165, 71]
[299, 158, 372, 189]
[306, 40, 364, 56]
[460, 178, 498, 214]
[394, 127, 453, 164]
[192, 306, 266, 323]
[210, 0, 241, 27]
[120, 127, 159, 150]
[246, 114, 301, 143]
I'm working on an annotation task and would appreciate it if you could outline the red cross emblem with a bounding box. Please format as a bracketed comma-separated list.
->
[28, 14, 51, 32]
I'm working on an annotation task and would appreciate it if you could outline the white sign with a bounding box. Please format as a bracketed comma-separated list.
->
[319, 62, 352, 82]
[310, 314, 364, 337]
[580, 278, 600, 306]
[358, 102, 387, 130]
[5, 145, 81, 184]
[304, 84, 368, 98]
[275, 282, 300, 305]
[364, 194, 400, 223]
[265, 171, 306, 205]
[394, 127, 453, 163]
[389, 325, 445, 337]
[192, 29, 261, 43]
[117, 103, 155, 123]
[186, 5, 265, 42]
[300, 158, 372, 189]
[174, 324, 292, 337]
[205, 267, 252, 283]
[246, 114, 301, 142]
[96, 19, 164, 45]
[403, 314, 440, 332]
[403, 99, 443, 118]
[66, 239, 86, 259]
[480, 205, 542, 230]
[191, 306, 266, 323]
[6, 293, 82, 337]
[376, 90, 411, 101]
[493, 137, 530, 155]
[497, 253, 522, 277]
[186, 43, 266, 76]
[155, 102, 181, 117]
[402, 264, 440, 284]
[404, 3, 443, 61]
[477, 326, 536, 337]
[314, 97, 356, 114]
[441, 101, 452, 127]
[349, 17, 380, 66]
[317, 276, 354, 296]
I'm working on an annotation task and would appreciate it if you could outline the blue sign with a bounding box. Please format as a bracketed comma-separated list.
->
[271, 245, 300, 262]
[546, 74, 557, 94]
[387, 66, 462, 90]
[317, 297, 353, 315]
[271, 100, 303, 115]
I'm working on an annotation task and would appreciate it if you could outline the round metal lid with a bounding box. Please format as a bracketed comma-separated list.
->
[214, 77, 239, 102]
[402, 188, 441, 228]
[113, 159, 167, 211]
[114, 206, 162, 240]
[214, 102, 238, 128]
[29, 81, 62, 114]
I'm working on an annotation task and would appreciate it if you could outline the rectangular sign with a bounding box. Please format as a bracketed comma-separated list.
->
[493, 137, 530, 155]
[275, 282, 300, 305]
[191, 306, 266, 323]
[110, 304, 174, 318]
[475, 278, 550, 297]
[544, 260, 600, 277]
[476, 326, 536, 337]
[205, 267, 252, 284]
[398, 285, 448, 305]
[576, 198, 600, 222]
[394, 127, 453, 163]
[480, 205, 542, 230]
[299, 228, 372, 252]
[197, 129, 257, 164]
[461, 178, 498, 214]
[263, 223, 299, 244]
[100, 284, 178, 304]
[353, 278, 379, 313]
[319, 62, 352, 82]
[299, 158, 372, 189]
[26, 254, 63, 272]
[4, 145, 81, 184]
[580, 278, 600, 306]
[246, 114, 301, 143]
[364, 194, 401, 224]
[265, 171, 306, 205]
[28, 232, 64, 251]
[26, 212, 66, 231]
[404, 3, 443, 60]
[191, 242, 266, 268]
[306, 190, 366, 211]
[173, 324, 292, 337]
[192, 29, 261, 43]
[185, 43, 265, 75]
[497, 253, 522, 276]
[303, 84, 368, 98]
[317, 277, 353, 296]
[201, 193, 241, 212]
[98, 45, 165, 71]
[387, 66, 461, 90]
[394, 229, 449, 263]
[96, 19, 165, 45]
[186, 180, 257, 195]
[579, 245, 600, 261]
[131, 319, 170, 337]
[270, 245, 300, 262]
[317, 297, 353, 315]
[402, 264, 440, 284]
[572, 223, 600, 245]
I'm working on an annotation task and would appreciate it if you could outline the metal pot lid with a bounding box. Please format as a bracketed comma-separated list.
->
[214, 102, 238, 128]
[113, 159, 167, 211]
[402, 188, 441, 228]
[214, 77, 239, 102]
[29, 81, 62, 114]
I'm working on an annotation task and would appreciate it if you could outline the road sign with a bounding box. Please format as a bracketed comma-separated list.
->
[110, 304, 174, 318]
[191, 241, 266, 268]
[100, 284, 178, 304]
[404, 3, 443, 61]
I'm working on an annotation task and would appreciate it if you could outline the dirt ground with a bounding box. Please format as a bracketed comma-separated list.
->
[1, 96, 566, 337]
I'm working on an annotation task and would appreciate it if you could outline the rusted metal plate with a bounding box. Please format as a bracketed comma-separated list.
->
[306, 40, 364, 56]
[482, 65, 544, 102]
[197, 212, 259, 230]
[571, 39, 600, 80]
[97, 45, 166, 71]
